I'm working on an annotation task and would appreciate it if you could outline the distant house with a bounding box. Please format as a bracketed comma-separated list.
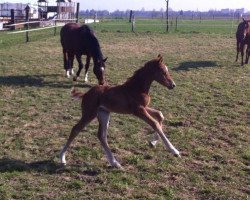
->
[220, 9, 230, 15]
[0, 3, 38, 19]
[235, 8, 245, 15]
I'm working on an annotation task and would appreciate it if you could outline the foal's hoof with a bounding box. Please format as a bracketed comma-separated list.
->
[174, 153, 181, 158]
[73, 76, 77, 81]
[171, 148, 181, 158]
[149, 141, 157, 148]
[110, 160, 123, 169]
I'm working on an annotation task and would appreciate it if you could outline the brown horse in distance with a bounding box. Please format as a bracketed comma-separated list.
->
[60, 55, 180, 169]
[244, 21, 250, 65]
[236, 18, 250, 66]
[60, 23, 107, 85]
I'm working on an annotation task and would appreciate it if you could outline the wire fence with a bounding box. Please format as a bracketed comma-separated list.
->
[89, 18, 239, 36]
[0, 17, 240, 48]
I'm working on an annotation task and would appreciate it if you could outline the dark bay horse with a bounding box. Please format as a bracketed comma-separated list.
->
[235, 18, 250, 66]
[244, 21, 250, 65]
[60, 55, 180, 169]
[60, 23, 107, 85]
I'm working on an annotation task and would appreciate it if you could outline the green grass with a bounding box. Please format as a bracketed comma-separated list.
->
[0, 19, 249, 199]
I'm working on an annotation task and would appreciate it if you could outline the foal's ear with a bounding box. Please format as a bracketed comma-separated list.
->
[103, 57, 108, 63]
[157, 54, 163, 62]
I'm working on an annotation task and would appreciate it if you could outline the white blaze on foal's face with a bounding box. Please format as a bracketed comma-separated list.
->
[164, 65, 169, 72]
[157, 63, 176, 89]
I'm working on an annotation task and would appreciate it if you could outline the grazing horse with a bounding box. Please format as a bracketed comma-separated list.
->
[60, 55, 180, 169]
[236, 18, 250, 66]
[243, 20, 250, 65]
[60, 23, 107, 85]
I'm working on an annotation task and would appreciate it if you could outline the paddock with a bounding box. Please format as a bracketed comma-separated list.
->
[0, 20, 249, 199]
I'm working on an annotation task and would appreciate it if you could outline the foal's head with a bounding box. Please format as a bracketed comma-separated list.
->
[93, 57, 107, 85]
[151, 54, 176, 89]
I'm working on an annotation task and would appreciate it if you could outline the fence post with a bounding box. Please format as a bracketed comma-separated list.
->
[131, 14, 135, 32]
[54, 20, 57, 36]
[76, 3, 80, 23]
[10, 9, 15, 30]
[129, 10, 133, 22]
[94, 12, 97, 23]
[10, 9, 15, 24]
[175, 16, 178, 31]
[165, 0, 169, 33]
[25, 5, 30, 42]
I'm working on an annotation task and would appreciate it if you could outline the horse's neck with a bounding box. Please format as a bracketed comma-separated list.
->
[125, 71, 153, 95]
[92, 48, 103, 63]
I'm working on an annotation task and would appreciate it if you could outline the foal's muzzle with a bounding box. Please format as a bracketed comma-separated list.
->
[168, 81, 176, 89]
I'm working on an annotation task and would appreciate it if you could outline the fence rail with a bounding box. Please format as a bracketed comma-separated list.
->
[4, 18, 77, 41]
[0, 18, 241, 49]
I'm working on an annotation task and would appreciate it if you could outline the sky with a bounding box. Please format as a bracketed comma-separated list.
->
[2, 0, 250, 12]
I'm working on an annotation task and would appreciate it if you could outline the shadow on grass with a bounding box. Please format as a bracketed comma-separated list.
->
[174, 61, 218, 71]
[0, 74, 92, 89]
[0, 157, 101, 175]
[0, 158, 61, 174]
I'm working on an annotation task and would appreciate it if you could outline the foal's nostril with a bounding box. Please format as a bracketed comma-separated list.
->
[172, 82, 176, 88]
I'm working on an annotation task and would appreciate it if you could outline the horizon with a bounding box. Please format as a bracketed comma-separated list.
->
[2, 0, 250, 12]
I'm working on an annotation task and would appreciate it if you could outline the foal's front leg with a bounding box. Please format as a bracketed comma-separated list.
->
[97, 109, 122, 168]
[146, 107, 164, 147]
[135, 107, 180, 157]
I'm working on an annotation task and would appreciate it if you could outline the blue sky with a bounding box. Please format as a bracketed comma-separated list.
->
[3, 0, 250, 12]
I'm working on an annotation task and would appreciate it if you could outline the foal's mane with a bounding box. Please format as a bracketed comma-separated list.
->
[124, 58, 159, 86]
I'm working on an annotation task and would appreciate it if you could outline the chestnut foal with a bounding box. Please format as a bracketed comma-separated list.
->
[60, 55, 180, 168]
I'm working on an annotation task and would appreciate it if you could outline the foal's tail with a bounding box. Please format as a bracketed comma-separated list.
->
[70, 87, 84, 100]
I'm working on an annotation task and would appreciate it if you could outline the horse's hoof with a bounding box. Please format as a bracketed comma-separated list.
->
[73, 76, 77, 81]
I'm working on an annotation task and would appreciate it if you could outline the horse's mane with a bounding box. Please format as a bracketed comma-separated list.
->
[79, 25, 104, 60]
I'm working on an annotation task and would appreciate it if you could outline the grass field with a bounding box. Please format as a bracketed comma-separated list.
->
[0, 19, 249, 199]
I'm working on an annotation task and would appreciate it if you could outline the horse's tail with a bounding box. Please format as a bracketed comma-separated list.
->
[70, 87, 84, 100]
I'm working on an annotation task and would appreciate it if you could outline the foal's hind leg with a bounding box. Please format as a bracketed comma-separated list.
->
[60, 116, 93, 165]
[97, 109, 122, 168]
